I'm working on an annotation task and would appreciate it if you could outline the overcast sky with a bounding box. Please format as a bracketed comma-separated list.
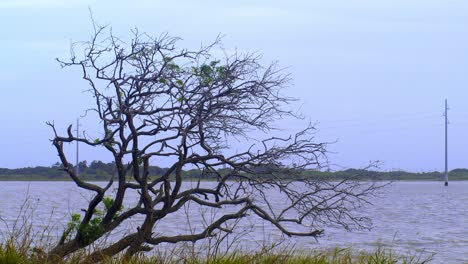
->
[1, 0, 468, 171]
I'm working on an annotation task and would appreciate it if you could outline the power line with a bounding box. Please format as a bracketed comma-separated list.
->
[316, 112, 441, 124]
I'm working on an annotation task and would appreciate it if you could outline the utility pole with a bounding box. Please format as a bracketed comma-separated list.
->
[76, 118, 80, 177]
[444, 99, 448, 186]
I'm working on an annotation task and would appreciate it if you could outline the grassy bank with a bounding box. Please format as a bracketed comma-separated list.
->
[0, 237, 433, 264]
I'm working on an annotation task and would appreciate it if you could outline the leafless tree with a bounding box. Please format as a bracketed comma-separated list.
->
[46, 23, 381, 262]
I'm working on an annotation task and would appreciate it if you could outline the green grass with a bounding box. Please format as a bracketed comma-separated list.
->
[0, 240, 25, 264]
[0, 237, 434, 264]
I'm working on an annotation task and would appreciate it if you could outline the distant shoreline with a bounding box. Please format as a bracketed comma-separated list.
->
[1, 176, 466, 182]
[2, 164, 468, 181]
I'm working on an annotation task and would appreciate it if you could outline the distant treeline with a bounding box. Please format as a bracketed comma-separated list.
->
[1, 161, 467, 181]
[302, 168, 468, 181]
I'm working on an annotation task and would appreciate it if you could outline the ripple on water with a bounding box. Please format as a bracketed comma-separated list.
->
[0, 181, 467, 263]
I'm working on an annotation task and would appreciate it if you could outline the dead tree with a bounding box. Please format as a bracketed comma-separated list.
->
[46, 24, 381, 262]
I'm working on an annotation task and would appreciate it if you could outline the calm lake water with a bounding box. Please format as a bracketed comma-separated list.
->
[0, 181, 467, 263]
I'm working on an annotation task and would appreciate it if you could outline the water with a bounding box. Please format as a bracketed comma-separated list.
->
[0, 181, 467, 263]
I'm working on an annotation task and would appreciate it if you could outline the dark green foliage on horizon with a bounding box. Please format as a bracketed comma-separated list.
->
[0, 161, 167, 181]
[302, 169, 455, 181]
[0, 161, 467, 181]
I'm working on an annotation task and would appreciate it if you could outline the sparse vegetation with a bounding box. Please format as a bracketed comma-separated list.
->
[0, 237, 434, 264]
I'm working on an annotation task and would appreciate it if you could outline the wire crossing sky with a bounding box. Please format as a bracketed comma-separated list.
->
[1, 0, 468, 171]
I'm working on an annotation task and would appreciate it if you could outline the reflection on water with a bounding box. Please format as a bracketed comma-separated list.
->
[0, 181, 467, 262]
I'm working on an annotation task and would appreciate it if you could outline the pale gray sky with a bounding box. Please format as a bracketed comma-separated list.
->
[1, 0, 468, 171]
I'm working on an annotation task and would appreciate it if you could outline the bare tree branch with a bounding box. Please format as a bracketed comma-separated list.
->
[47, 21, 384, 262]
